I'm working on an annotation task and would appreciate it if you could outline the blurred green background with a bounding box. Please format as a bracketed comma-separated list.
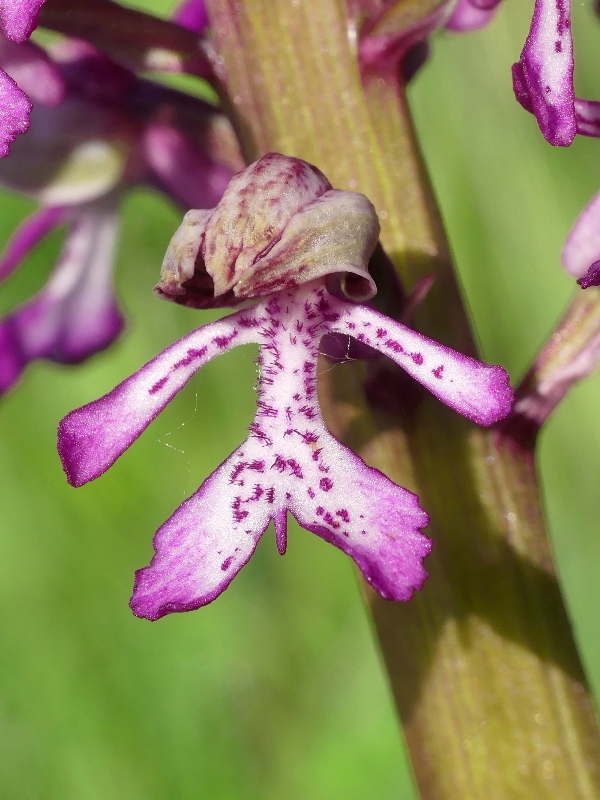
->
[0, 2, 599, 797]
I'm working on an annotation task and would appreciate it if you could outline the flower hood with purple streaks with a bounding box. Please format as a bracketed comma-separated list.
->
[58, 154, 513, 621]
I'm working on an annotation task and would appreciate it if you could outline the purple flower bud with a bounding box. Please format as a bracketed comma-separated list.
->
[155, 154, 378, 308]
[563, 191, 600, 288]
[512, 0, 576, 147]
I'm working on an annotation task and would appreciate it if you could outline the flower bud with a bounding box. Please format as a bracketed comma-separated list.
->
[156, 152, 380, 308]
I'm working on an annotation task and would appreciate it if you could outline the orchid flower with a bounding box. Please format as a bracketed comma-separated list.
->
[58, 154, 513, 621]
[0, 33, 236, 394]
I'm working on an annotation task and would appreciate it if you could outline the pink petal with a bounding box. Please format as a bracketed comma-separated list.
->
[513, 0, 575, 147]
[130, 445, 273, 620]
[202, 153, 331, 296]
[154, 155, 379, 308]
[562, 190, 600, 280]
[574, 98, 600, 138]
[291, 432, 430, 602]
[446, 0, 501, 32]
[358, 5, 450, 75]
[0, 36, 65, 106]
[0, 205, 66, 282]
[142, 123, 232, 210]
[0, 67, 30, 157]
[58, 307, 262, 487]
[0, 205, 123, 393]
[331, 304, 513, 426]
[0, 0, 45, 43]
[131, 422, 430, 620]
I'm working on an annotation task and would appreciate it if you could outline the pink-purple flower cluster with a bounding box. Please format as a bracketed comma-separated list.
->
[58, 154, 513, 620]
[0, 1, 236, 394]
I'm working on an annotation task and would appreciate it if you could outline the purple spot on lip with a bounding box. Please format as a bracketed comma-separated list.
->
[432, 365, 444, 379]
[320, 477, 333, 492]
[385, 339, 404, 354]
[149, 375, 169, 395]
[411, 352, 424, 365]
[221, 556, 234, 571]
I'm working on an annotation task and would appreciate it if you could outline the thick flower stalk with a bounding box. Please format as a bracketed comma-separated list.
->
[58, 154, 512, 621]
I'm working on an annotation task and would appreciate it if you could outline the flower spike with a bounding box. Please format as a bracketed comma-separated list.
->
[58, 154, 513, 619]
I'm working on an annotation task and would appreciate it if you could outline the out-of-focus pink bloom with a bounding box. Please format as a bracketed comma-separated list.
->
[356, 1, 454, 78]
[510, 0, 600, 145]
[0, 0, 50, 154]
[562, 192, 600, 288]
[58, 155, 514, 620]
[0, 35, 237, 393]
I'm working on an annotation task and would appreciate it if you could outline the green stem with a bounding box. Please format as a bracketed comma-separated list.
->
[204, 1, 600, 795]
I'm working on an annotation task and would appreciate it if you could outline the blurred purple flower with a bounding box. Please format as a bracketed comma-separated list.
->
[446, 0, 501, 32]
[0, 34, 237, 393]
[511, 0, 600, 146]
[562, 192, 600, 288]
[172, 0, 209, 35]
[447, 1, 600, 146]
[58, 154, 514, 620]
